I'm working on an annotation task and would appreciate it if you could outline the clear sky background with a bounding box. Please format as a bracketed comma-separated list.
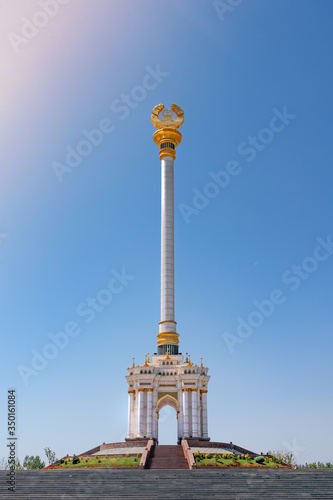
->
[1, 0, 332, 466]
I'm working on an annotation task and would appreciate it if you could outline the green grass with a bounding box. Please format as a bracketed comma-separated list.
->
[45, 456, 141, 469]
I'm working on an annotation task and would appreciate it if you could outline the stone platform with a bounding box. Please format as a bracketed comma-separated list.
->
[1, 469, 333, 499]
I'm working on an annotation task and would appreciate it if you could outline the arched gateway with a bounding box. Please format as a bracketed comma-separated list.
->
[126, 105, 210, 443]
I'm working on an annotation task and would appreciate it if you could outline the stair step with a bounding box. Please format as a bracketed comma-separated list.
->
[1, 470, 333, 499]
[146, 445, 189, 470]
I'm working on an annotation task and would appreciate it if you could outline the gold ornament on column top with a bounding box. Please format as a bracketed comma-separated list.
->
[151, 104, 184, 160]
[156, 332, 179, 346]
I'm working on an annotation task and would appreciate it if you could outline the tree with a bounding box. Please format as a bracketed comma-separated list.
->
[23, 455, 45, 470]
[44, 447, 57, 465]
[0, 457, 23, 470]
[0, 457, 9, 470]
[268, 449, 296, 467]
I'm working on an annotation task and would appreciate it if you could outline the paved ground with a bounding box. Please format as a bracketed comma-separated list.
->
[94, 446, 145, 456]
[1, 469, 333, 499]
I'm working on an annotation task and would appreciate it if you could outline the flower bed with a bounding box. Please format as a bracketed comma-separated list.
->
[42, 457, 141, 469]
[196, 461, 293, 469]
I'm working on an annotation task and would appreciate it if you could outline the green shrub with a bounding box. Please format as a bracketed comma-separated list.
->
[194, 452, 204, 462]
[255, 456, 265, 464]
[137, 453, 141, 458]
[98, 459, 101, 463]
[59, 458, 64, 464]
[85, 459, 88, 463]
[205, 453, 211, 459]
[72, 455, 80, 465]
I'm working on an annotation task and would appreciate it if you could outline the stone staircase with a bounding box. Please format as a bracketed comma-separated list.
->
[146, 444, 189, 469]
[1, 469, 333, 499]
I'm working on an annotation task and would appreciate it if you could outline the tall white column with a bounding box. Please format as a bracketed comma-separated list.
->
[138, 390, 144, 437]
[191, 389, 198, 437]
[160, 156, 176, 329]
[182, 389, 189, 437]
[198, 396, 202, 438]
[127, 391, 134, 438]
[152, 389, 158, 440]
[146, 390, 153, 437]
[201, 391, 209, 438]
[152, 106, 183, 353]
[178, 392, 183, 441]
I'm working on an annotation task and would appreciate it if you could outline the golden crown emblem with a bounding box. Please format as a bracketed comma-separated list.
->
[151, 103, 184, 130]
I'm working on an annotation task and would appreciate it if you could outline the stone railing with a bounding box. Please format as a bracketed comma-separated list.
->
[181, 438, 196, 469]
[140, 439, 154, 469]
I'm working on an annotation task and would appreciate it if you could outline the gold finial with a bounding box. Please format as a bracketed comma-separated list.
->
[185, 352, 188, 363]
[187, 354, 192, 366]
[165, 346, 170, 360]
[152, 104, 184, 160]
[147, 353, 150, 363]
[151, 104, 184, 130]
[200, 357, 203, 368]
[132, 357, 135, 368]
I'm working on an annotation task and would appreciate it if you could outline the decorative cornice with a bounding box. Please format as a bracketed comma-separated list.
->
[156, 332, 179, 346]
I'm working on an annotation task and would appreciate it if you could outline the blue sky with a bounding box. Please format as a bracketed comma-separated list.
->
[1, 0, 332, 465]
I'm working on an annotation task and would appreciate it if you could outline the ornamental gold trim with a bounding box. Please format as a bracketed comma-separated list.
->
[127, 390, 135, 394]
[156, 393, 180, 409]
[200, 390, 208, 394]
[159, 320, 177, 325]
[156, 332, 179, 346]
[153, 128, 182, 161]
